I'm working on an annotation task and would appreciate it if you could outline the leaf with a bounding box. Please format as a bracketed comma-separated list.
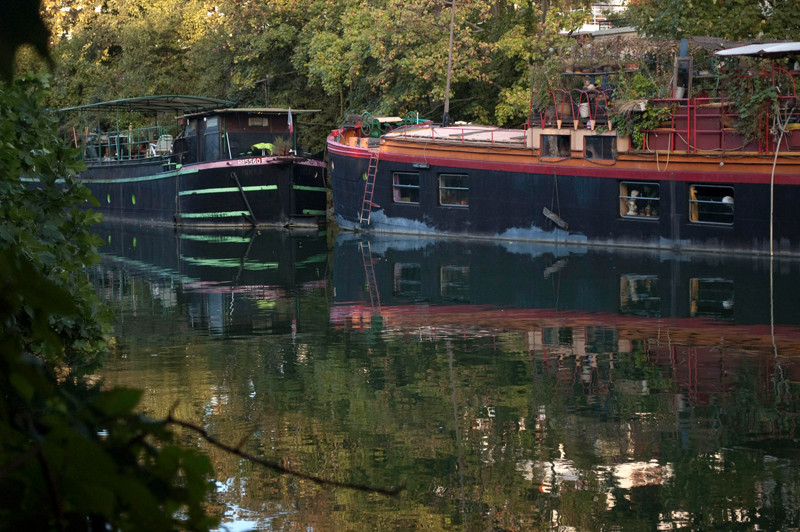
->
[92, 387, 143, 417]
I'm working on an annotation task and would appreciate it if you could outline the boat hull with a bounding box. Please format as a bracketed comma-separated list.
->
[328, 129, 800, 256]
[81, 156, 327, 228]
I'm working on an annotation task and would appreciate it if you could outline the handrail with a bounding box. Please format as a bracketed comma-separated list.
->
[82, 124, 178, 163]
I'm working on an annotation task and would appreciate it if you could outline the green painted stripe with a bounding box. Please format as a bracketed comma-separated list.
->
[179, 185, 277, 196]
[179, 234, 254, 243]
[81, 167, 198, 184]
[302, 209, 326, 215]
[296, 253, 329, 266]
[180, 256, 279, 270]
[293, 185, 327, 192]
[179, 211, 250, 219]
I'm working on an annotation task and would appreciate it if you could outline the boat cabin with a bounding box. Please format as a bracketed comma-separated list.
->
[61, 96, 319, 167]
[174, 108, 302, 164]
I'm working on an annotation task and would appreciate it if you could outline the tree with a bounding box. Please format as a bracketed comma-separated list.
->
[623, 0, 800, 41]
[0, 72, 220, 531]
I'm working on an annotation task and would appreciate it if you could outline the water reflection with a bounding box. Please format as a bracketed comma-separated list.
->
[93, 223, 329, 338]
[93, 227, 800, 531]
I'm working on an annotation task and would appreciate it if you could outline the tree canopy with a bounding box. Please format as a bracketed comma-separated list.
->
[5, 0, 795, 142]
[623, 0, 800, 41]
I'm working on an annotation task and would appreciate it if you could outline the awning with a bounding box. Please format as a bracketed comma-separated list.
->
[715, 42, 800, 57]
[60, 95, 235, 113]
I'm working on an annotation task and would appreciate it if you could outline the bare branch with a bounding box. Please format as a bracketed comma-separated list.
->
[165, 414, 402, 496]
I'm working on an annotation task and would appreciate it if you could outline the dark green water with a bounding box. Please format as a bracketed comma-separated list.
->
[91, 223, 800, 531]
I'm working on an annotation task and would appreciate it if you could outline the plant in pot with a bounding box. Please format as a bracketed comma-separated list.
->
[609, 69, 672, 149]
[530, 58, 571, 126]
[719, 59, 779, 146]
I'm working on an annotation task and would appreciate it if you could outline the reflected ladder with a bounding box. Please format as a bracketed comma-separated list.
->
[359, 240, 380, 310]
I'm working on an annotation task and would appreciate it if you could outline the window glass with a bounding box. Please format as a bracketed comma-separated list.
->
[541, 134, 571, 157]
[619, 182, 660, 218]
[392, 172, 420, 204]
[439, 174, 469, 207]
[689, 185, 734, 224]
[585, 136, 616, 160]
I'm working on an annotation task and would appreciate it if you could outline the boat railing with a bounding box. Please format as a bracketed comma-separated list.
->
[389, 124, 527, 146]
[642, 94, 799, 155]
[531, 90, 798, 155]
[535, 89, 613, 130]
[81, 125, 179, 163]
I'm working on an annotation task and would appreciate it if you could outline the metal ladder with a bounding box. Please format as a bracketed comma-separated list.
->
[359, 150, 379, 224]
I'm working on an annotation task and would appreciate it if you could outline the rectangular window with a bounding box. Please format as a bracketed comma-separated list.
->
[248, 117, 269, 127]
[439, 174, 469, 207]
[619, 182, 660, 218]
[440, 266, 469, 301]
[392, 172, 420, 204]
[393, 263, 422, 296]
[541, 134, 571, 157]
[585, 136, 616, 160]
[689, 185, 734, 224]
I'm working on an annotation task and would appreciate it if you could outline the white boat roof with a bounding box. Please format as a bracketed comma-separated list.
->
[715, 42, 800, 57]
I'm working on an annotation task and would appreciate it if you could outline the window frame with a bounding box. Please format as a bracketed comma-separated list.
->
[689, 184, 734, 225]
[392, 172, 421, 204]
[619, 181, 661, 219]
[438, 173, 469, 207]
[585, 135, 616, 160]
[540, 134, 571, 158]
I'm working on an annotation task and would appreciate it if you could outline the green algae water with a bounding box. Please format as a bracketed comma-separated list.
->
[92, 223, 800, 531]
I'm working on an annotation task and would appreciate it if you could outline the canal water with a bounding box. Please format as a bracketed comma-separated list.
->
[91, 223, 800, 531]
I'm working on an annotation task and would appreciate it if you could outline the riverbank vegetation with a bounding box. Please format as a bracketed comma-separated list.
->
[11, 0, 795, 152]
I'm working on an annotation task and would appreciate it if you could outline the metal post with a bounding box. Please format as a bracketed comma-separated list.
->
[442, 0, 456, 127]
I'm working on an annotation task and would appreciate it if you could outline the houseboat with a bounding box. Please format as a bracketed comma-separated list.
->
[62, 96, 327, 228]
[327, 43, 800, 256]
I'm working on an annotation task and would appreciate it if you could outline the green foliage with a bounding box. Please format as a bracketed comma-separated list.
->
[623, 0, 800, 40]
[613, 103, 673, 150]
[0, 0, 53, 81]
[0, 75, 218, 531]
[719, 62, 780, 145]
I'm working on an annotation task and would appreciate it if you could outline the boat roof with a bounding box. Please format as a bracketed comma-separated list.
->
[715, 41, 800, 57]
[383, 124, 527, 145]
[181, 107, 321, 118]
[59, 95, 235, 113]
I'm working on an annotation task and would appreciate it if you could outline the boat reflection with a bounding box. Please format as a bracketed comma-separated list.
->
[331, 233, 800, 402]
[92, 223, 329, 336]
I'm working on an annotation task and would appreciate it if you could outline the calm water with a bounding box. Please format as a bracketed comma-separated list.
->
[91, 223, 800, 531]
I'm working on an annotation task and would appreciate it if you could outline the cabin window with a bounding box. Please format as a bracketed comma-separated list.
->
[619, 182, 660, 218]
[689, 185, 734, 224]
[392, 172, 420, 204]
[585, 136, 616, 160]
[690, 278, 734, 319]
[439, 174, 469, 207]
[440, 266, 469, 302]
[393, 263, 422, 297]
[540, 134, 571, 158]
[248, 117, 269, 127]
